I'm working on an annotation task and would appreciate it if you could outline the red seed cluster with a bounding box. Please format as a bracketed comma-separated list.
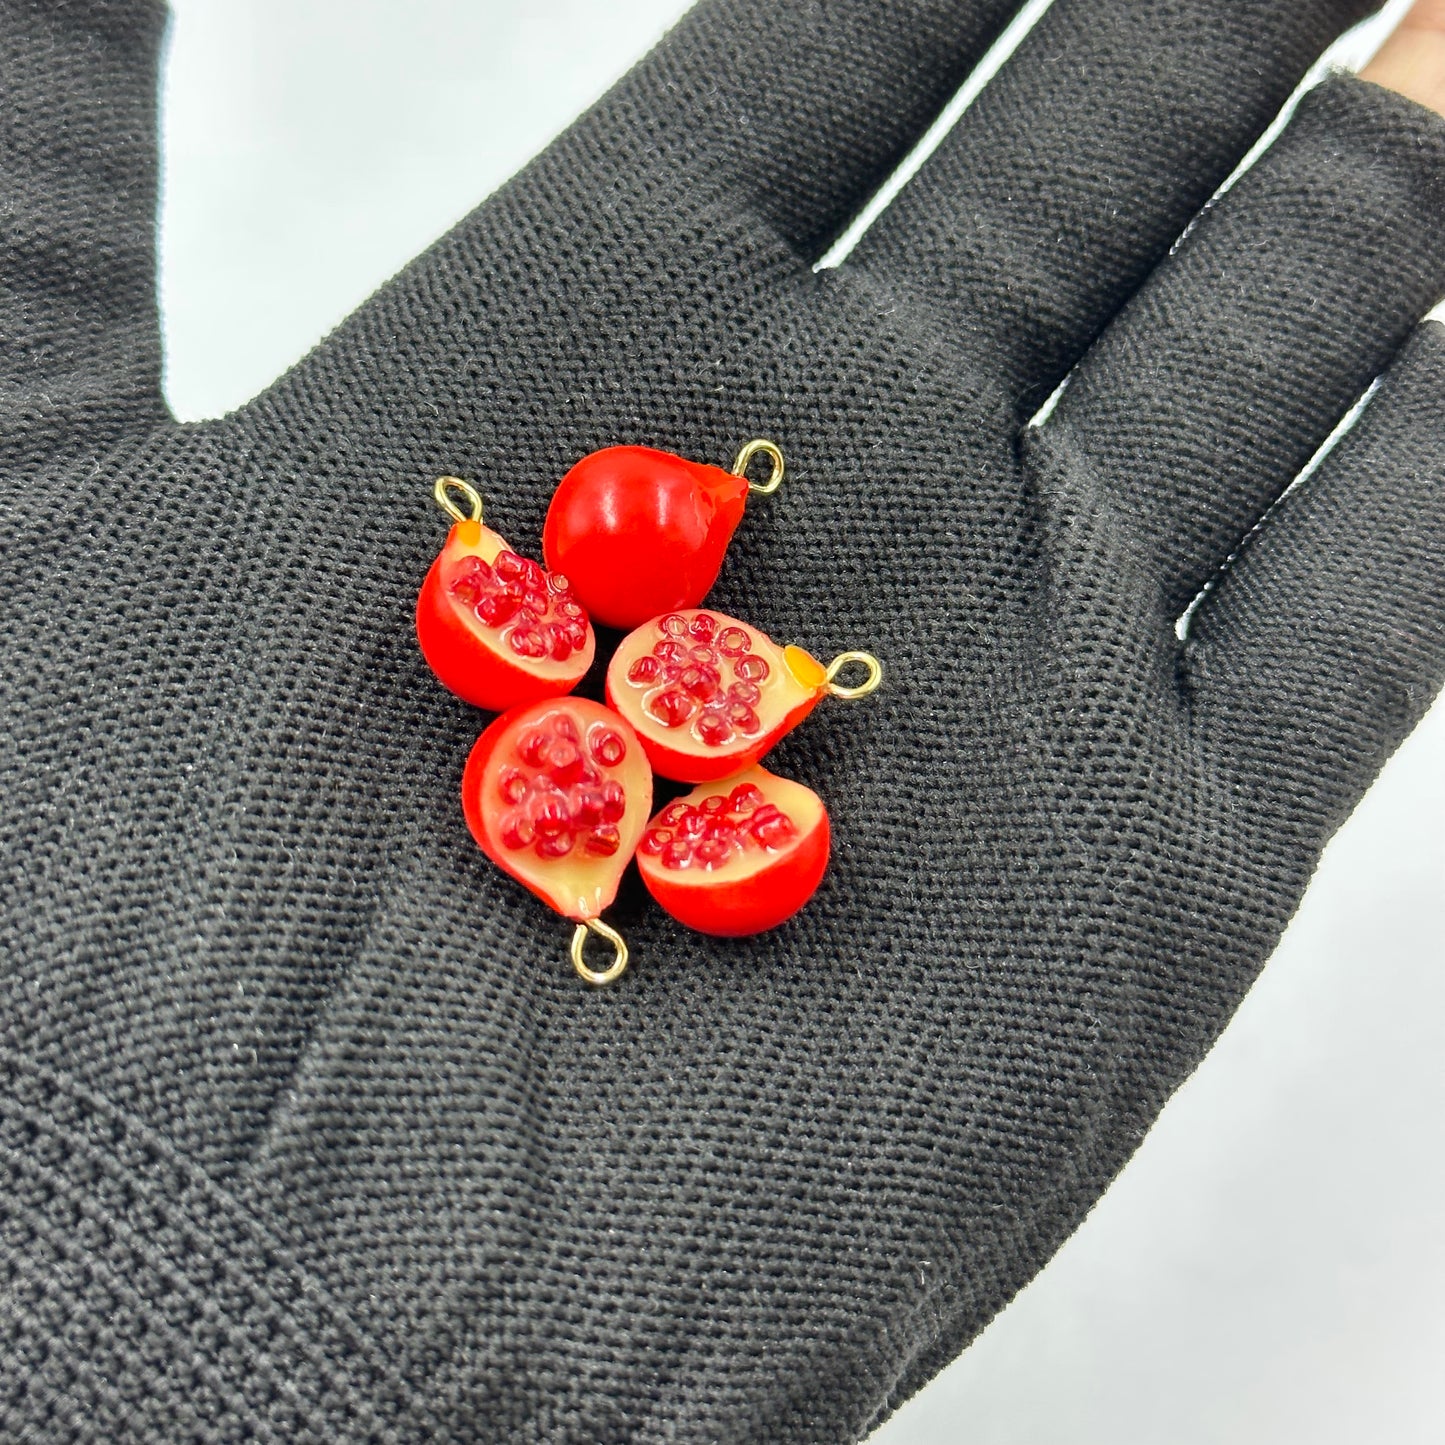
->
[450, 550, 588, 661]
[624, 612, 768, 747]
[497, 712, 629, 859]
[638, 780, 797, 871]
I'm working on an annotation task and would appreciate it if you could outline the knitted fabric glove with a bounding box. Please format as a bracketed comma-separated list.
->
[3, 0, 1444, 1440]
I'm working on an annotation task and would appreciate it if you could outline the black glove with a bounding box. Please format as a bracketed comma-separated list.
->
[3, 1, 1443, 1440]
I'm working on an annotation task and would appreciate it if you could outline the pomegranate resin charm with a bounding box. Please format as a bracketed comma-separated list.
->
[542, 439, 785, 630]
[417, 476, 595, 711]
[462, 697, 652, 985]
[637, 767, 830, 936]
[605, 608, 882, 782]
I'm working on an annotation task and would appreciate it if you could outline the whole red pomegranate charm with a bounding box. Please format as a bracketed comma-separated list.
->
[637, 767, 830, 936]
[462, 696, 652, 984]
[605, 608, 882, 782]
[542, 440, 784, 630]
[417, 476, 595, 711]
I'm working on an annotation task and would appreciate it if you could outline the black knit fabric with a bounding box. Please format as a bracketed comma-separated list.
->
[2, 1, 1443, 1440]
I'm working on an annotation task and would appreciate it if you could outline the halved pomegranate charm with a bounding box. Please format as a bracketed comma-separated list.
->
[637, 766, 830, 936]
[417, 476, 595, 711]
[605, 608, 882, 782]
[542, 440, 784, 630]
[461, 697, 651, 984]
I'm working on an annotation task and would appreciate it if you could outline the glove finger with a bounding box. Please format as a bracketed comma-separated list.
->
[1185, 320, 1445, 845]
[844, 0, 1376, 411]
[0, 0, 169, 469]
[609, 0, 1025, 259]
[1050, 77, 1445, 620]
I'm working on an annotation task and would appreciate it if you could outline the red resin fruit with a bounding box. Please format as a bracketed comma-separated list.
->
[636, 766, 830, 936]
[417, 515, 595, 710]
[606, 608, 860, 782]
[543, 444, 778, 630]
[461, 697, 651, 921]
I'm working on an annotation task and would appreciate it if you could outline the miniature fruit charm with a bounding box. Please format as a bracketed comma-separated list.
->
[542, 440, 784, 630]
[605, 608, 882, 782]
[637, 767, 830, 936]
[461, 696, 651, 984]
[417, 476, 595, 711]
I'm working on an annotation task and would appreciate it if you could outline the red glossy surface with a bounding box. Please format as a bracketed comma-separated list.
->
[637, 767, 830, 935]
[416, 519, 594, 711]
[461, 697, 651, 921]
[543, 445, 749, 629]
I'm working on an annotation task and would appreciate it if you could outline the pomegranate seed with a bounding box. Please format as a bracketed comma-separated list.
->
[510, 628, 547, 659]
[640, 827, 670, 855]
[727, 680, 761, 706]
[695, 836, 734, 869]
[552, 714, 580, 741]
[570, 787, 605, 826]
[728, 703, 760, 733]
[696, 711, 733, 747]
[660, 613, 689, 637]
[589, 728, 626, 767]
[733, 655, 769, 683]
[533, 798, 570, 837]
[728, 783, 765, 813]
[584, 825, 621, 857]
[536, 832, 574, 859]
[699, 794, 727, 815]
[547, 571, 571, 593]
[497, 766, 528, 805]
[546, 741, 584, 785]
[627, 655, 661, 686]
[557, 599, 583, 619]
[690, 645, 718, 666]
[562, 621, 588, 651]
[546, 624, 573, 661]
[679, 664, 721, 701]
[702, 816, 737, 843]
[751, 810, 797, 850]
[451, 575, 483, 607]
[499, 808, 535, 850]
[477, 591, 520, 626]
[517, 730, 551, 766]
[454, 554, 484, 578]
[515, 607, 540, 630]
[674, 810, 707, 842]
[518, 556, 545, 589]
[599, 780, 627, 822]
[658, 802, 693, 827]
[494, 551, 525, 582]
[525, 589, 551, 620]
[653, 639, 688, 666]
[647, 687, 696, 728]
[716, 626, 751, 656]
[688, 613, 717, 642]
[661, 839, 693, 869]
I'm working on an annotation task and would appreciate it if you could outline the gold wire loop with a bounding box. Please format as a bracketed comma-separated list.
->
[824, 651, 883, 700]
[569, 918, 630, 987]
[730, 439, 785, 496]
[433, 475, 484, 525]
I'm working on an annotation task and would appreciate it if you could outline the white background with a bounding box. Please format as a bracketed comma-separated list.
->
[159, 3, 1444, 1440]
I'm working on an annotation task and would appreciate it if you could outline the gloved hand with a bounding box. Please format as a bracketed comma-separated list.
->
[3, 1, 1443, 1440]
